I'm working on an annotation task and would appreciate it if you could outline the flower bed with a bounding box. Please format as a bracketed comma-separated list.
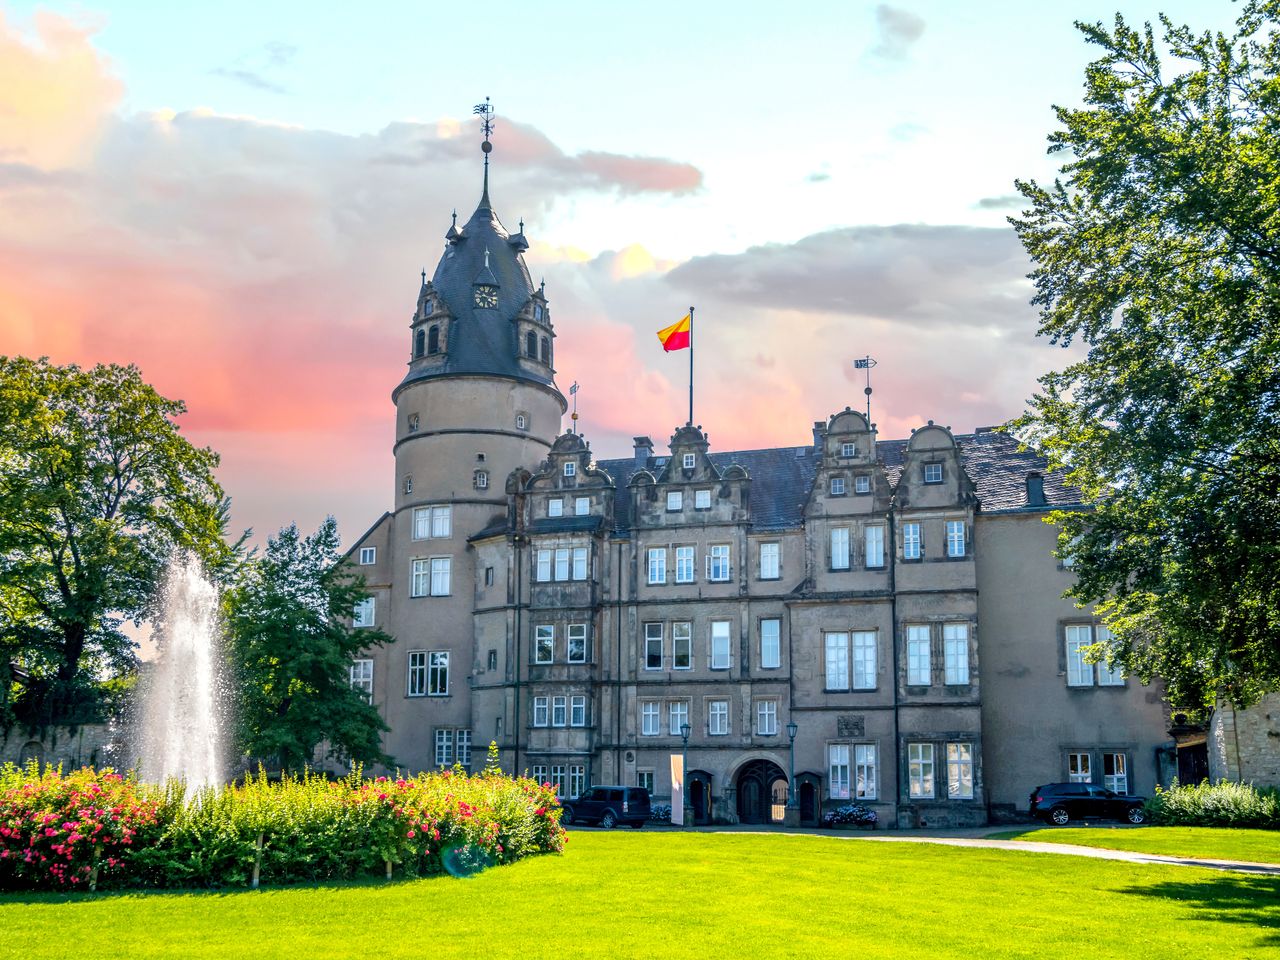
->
[821, 804, 878, 829]
[0, 763, 564, 891]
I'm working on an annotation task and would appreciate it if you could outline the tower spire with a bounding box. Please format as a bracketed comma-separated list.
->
[473, 97, 495, 209]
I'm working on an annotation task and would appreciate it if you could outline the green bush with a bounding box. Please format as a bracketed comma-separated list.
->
[0, 763, 564, 891]
[1145, 780, 1280, 829]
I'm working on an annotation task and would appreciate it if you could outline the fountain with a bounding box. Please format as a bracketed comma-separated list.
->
[137, 552, 226, 793]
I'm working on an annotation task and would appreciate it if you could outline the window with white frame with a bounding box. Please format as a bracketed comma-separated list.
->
[555, 548, 570, 582]
[644, 622, 663, 670]
[947, 742, 974, 798]
[667, 490, 683, 511]
[668, 700, 689, 735]
[683, 453, 696, 469]
[759, 542, 780, 580]
[1096, 625, 1125, 685]
[411, 559, 430, 597]
[831, 527, 850, 570]
[570, 695, 587, 727]
[710, 621, 731, 669]
[902, 522, 922, 560]
[551, 695, 567, 727]
[429, 557, 451, 595]
[359, 546, 376, 565]
[457, 730, 472, 769]
[673, 622, 692, 669]
[572, 546, 588, 580]
[855, 744, 877, 799]
[353, 597, 375, 628]
[1103, 752, 1128, 793]
[923, 462, 943, 484]
[407, 651, 428, 697]
[909, 743, 935, 798]
[906, 625, 931, 685]
[428, 651, 449, 695]
[825, 633, 849, 690]
[1068, 751, 1091, 783]
[515, 413, 527, 430]
[533, 696, 549, 727]
[641, 700, 660, 736]
[434, 729, 454, 767]
[350, 659, 373, 701]
[575, 497, 590, 516]
[531, 764, 548, 786]
[675, 546, 695, 583]
[474, 470, 488, 489]
[944, 624, 970, 684]
[1065, 625, 1094, 686]
[760, 618, 781, 669]
[946, 520, 966, 558]
[841, 442, 856, 458]
[829, 744, 851, 799]
[865, 525, 885, 568]
[535, 549, 552, 583]
[534, 624, 554, 664]
[564, 462, 576, 477]
[854, 475, 871, 494]
[852, 632, 877, 689]
[568, 623, 587, 663]
[647, 547, 667, 585]
[550, 765, 566, 797]
[708, 700, 729, 735]
[707, 544, 731, 582]
[694, 489, 711, 509]
[756, 699, 778, 735]
[830, 476, 846, 496]
[637, 769, 654, 793]
[569, 764, 585, 798]
[548, 497, 564, 518]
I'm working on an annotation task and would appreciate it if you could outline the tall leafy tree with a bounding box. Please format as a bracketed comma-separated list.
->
[1011, 3, 1280, 708]
[226, 518, 392, 771]
[0, 356, 228, 725]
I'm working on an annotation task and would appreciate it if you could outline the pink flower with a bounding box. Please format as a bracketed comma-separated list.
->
[406, 830, 416, 838]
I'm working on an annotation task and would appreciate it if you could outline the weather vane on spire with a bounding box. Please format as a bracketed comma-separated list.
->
[570, 381, 580, 434]
[473, 97, 495, 201]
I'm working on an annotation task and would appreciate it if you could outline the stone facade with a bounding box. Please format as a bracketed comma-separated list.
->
[0, 724, 112, 770]
[1209, 695, 1280, 788]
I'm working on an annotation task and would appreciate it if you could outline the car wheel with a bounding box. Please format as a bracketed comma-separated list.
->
[1126, 806, 1146, 825]
[599, 810, 617, 829]
[1049, 806, 1070, 826]
[561, 807, 574, 826]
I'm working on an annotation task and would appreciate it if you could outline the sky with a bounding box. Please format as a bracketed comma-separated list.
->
[0, 0, 1244, 547]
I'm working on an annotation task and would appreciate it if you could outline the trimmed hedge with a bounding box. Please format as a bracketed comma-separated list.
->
[1145, 780, 1280, 829]
[0, 763, 564, 891]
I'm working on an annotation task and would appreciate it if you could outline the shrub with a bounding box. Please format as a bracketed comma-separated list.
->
[1145, 780, 1280, 829]
[821, 804, 878, 828]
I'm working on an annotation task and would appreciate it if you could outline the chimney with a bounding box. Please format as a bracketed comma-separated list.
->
[812, 421, 826, 452]
[1025, 472, 1045, 506]
[633, 436, 654, 468]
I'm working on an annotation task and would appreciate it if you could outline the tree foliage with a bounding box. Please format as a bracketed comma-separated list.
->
[0, 357, 229, 726]
[226, 518, 392, 772]
[1011, 3, 1280, 707]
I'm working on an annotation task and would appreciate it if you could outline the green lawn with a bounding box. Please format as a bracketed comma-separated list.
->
[1, 831, 1277, 960]
[989, 826, 1280, 864]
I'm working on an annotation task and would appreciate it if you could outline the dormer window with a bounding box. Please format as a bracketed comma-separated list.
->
[841, 442, 856, 458]
[474, 285, 499, 309]
[548, 498, 564, 518]
[526, 331, 537, 358]
[575, 496, 590, 516]
[427, 325, 440, 355]
[540, 337, 550, 363]
[414, 328, 425, 358]
[667, 491, 683, 511]
[683, 453, 696, 469]
[564, 462, 576, 478]
[694, 489, 711, 510]
[534, 303, 544, 321]
[924, 463, 944, 484]
[854, 475, 871, 494]
[830, 477, 846, 496]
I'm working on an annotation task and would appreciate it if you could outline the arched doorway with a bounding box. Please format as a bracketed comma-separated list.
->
[688, 770, 713, 825]
[735, 759, 787, 824]
[796, 773, 822, 826]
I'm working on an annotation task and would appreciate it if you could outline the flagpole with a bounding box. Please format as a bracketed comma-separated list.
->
[688, 306, 694, 426]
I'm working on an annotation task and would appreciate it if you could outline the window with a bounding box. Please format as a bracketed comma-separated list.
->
[487, 649, 497, 670]
[404, 475, 413, 494]
[569, 765, 585, 798]
[923, 463, 943, 484]
[647, 547, 667, 585]
[830, 477, 846, 496]
[947, 743, 974, 798]
[411, 558, 450, 597]
[1065, 625, 1094, 687]
[756, 700, 778, 735]
[570, 695, 587, 727]
[408, 413, 420, 433]
[667, 490, 683, 511]
[554, 548, 570, 581]
[946, 520, 966, 558]
[548, 498, 564, 518]
[855, 744, 877, 799]
[407, 651, 428, 697]
[944, 624, 970, 684]
[668, 700, 689, 736]
[534, 625, 554, 664]
[906, 625, 931, 685]
[865, 525, 885, 568]
[564, 461, 576, 477]
[683, 453, 696, 469]
[516, 413, 528, 430]
[831, 527, 850, 570]
[413, 505, 451, 540]
[909, 743, 935, 798]
[427, 326, 440, 354]
[825, 633, 849, 690]
[673, 622, 692, 669]
[428, 651, 449, 695]
[568, 623, 587, 663]
[694, 489, 711, 509]
[350, 659, 373, 701]
[760, 618, 781, 669]
[414, 328, 425, 358]
[644, 623, 663, 670]
[353, 597, 375, 628]
[549, 764, 564, 797]
[485, 567, 494, 587]
[552, 696, 567, 727]
[675, 546, 695, 583]
[572, 546, 588, 581]
[526, 331, 537, 357]
[359, 547, 376, 565]
[637, 769, 655, 793]
[902, 522, 922, 560]
[457, 730, 472, 769]
[532, 764, 547, 785]
[709, 700, 729, 735]
[1096, 626, 1125, 685]
[533, 696, 549, 727]
[852, 632, 877, 689]
[855, 475, 871, 494]
[841, 442, 856, 458]
[1068, 752, 1091, 783]
[829, 744, 851, 799]
[707, 544, 731, 582]
[474, 469, 488, 490]
[574, 497, 590, 516]
[641, 700, 660, 736]
[435, 729, 454, 767]
[759, 542, 780, 580]
[535, 549, 552, 583]
[710, 621, 731, 669]
[1103, 753, 1128, 793]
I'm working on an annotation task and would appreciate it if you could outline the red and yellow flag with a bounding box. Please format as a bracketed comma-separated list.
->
[656, 314, 691, 352]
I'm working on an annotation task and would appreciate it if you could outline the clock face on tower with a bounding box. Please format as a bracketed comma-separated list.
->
[474, 285, 499, 309]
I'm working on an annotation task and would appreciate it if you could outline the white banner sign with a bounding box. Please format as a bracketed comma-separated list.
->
[670, 753, 685, 826]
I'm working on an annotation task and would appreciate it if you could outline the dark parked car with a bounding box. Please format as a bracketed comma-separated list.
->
[1029, 783, 1147, 826]
[560, 786, 650, 828]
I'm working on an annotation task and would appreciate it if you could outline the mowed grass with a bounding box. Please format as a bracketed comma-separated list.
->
[990, 826, 1280, 864]
[2, 831, 1278, 960]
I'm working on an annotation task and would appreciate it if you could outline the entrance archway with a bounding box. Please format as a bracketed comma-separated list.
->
[735, 759, 787, 824]
[796, 774, 821, 826]
[688, 770, 713, 825]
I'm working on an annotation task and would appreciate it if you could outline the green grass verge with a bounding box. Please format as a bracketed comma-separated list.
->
[1, 831, 1278, 960]
[988, 825, 1280, 864]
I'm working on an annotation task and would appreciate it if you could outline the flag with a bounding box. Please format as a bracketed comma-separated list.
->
[657, 315, 691, 352]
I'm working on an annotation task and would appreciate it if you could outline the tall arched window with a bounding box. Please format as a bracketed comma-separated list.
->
[540, 337, 550, 364]
[413, 328, 425, 358]
[427, 325, 440, 355]
[526, 331, 537, 358]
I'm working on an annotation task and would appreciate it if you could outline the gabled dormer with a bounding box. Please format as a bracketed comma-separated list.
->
[516, 280, 554, 377]
[524, 432, 614, 532]
[895, 421, 976, 511]
[409, 277, 453, 369]
[630, 425, 751, 527]
[805, 408, 889, 518]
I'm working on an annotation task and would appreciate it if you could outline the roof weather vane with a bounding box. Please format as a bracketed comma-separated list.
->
[473, 97, 495, 199]
[570, 381, 580, 433]
[853, 355, 878, 425]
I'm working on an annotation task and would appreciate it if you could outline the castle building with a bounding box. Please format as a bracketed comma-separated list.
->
[346, 132, 1172, 827]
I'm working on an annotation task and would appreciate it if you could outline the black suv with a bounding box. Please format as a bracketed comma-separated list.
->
[1029, 783, 1147, 826]
[560, 786, 650, 828]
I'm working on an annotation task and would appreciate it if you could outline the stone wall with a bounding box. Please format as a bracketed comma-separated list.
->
[1209, 695, 1280, 788]
[0, 724, 114, 771]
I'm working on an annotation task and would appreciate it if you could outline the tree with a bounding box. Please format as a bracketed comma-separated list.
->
[226, 518, 393, 771]
[1011, 3, 1280, 708]
[0, 357, 229, 725]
